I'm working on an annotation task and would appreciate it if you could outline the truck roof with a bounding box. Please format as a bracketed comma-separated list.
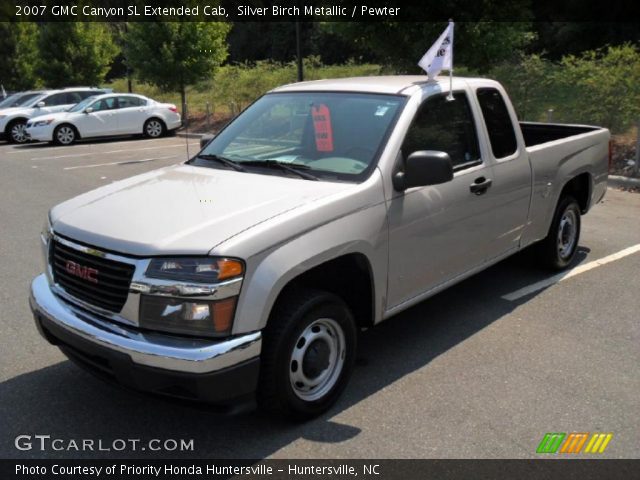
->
[271, 75, 496, 95]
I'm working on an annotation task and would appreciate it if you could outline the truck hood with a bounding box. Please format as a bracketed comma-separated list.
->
[51, 164, 352, 256]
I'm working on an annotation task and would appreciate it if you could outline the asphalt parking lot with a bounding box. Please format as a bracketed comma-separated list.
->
[0, 136, 638, 459]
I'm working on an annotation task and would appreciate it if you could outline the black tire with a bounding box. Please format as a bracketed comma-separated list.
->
[538, 195, 581, 270]
[257, 288, 357, 420]
[144, 118, 165, 138]
[53, 124, 78, 146]
[7, 119, 28, 144]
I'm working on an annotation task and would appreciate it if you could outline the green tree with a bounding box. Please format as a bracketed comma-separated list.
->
[125, 22, 231, 115]
[332, 20, 534, 73]
[0, 22, 39, 91]
[36, 23, 119, 87]
[489, 54, 555, 121]
[555, 44, 640, 133]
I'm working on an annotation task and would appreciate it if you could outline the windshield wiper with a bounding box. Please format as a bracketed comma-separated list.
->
[196, 154, 247, 172]
[239, 159, 319, 181]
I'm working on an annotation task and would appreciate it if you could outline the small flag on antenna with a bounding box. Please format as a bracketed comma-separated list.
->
[418, 21, 454, 79]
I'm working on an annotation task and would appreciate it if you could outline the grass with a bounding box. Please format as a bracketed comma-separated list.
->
[106, 60, 382, 118]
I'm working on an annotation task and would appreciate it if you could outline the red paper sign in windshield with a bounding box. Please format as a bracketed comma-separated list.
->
[311, 104, 334, 152]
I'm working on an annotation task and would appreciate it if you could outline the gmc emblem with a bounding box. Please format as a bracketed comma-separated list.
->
[65, 260, 99, 284]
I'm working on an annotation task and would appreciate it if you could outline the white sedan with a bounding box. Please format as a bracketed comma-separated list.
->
[25, 93, 182, 145]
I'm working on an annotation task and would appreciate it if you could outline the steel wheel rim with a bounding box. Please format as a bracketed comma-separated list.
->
[289, 318, 346, 402]
[11, 123, 27, 143]
[557, 209, 577, 259]
[57, 127, 75, 145]
[147, 121, 162, 137]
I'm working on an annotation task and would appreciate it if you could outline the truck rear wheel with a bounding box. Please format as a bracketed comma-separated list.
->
[539, 195, 581, 270]
[257, 288, 357, 420]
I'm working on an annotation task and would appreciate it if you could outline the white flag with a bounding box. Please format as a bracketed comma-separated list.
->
[418, 21, 454, 79]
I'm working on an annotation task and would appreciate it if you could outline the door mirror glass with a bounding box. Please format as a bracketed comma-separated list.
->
[36, 101, 45, 108]
[84, 107, 94, 114]
[393, 151, 454, 191]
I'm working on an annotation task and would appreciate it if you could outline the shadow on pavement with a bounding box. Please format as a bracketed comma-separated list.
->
[0, 247, 590, 459]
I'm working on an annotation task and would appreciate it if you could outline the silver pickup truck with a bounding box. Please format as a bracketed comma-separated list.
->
[30, 76, 609, 418]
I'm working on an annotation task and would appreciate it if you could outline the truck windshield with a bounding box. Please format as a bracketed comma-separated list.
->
[196, 92, 405, 181]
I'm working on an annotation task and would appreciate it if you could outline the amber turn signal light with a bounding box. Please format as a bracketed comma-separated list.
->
[216, 259, 244, 280]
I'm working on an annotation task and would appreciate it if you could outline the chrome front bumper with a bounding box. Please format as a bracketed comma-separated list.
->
[29, 274, 262, 374]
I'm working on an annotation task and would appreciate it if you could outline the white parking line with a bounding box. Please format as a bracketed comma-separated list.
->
[63, 155, 178, 170]
[6, 137, 185, 154]
[501, 243, 640, 301]
[32, 143, 198, 160]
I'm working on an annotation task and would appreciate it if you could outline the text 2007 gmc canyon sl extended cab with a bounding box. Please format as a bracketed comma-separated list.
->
[30, 76, 609, 418]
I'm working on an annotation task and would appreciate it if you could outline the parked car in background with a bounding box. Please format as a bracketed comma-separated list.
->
[0, 87, 110, 143]
[25, 93, 182, 145]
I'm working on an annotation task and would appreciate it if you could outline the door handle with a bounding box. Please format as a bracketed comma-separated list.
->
[469, 177, 492, 195]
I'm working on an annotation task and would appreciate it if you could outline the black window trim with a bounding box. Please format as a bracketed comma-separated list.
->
[400, 89, 484, 174]
[475, 87, 519, 160]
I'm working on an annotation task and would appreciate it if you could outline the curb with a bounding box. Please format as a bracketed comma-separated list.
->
[176, 132, 204, 139]
[608, 175, 640, 190]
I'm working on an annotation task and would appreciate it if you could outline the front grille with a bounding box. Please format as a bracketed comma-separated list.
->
[51, 239, 135, 313]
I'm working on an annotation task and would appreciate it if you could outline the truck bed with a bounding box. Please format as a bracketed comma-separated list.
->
[519, 121, 610, 248]
[520, 122, 601, 147]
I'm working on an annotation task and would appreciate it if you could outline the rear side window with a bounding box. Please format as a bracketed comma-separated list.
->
[402, 92, 480, 169]
[476, 88, 518, 158]
[118, 96, 146, 108]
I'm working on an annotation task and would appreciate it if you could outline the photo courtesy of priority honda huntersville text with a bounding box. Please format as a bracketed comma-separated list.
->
[29, 75, 609, 419]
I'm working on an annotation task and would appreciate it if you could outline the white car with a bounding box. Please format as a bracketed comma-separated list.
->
[25, 93, 182, 145]
[0, 87, 109, 143]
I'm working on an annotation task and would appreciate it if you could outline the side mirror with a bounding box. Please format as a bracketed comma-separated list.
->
[36, 101, 45, 108]
[393, 150, 454, 191]
[200, 134, 215, 149]
[84, 107, 94, 114]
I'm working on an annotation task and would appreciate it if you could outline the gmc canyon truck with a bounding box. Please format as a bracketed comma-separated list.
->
[30, 76, 609, 418]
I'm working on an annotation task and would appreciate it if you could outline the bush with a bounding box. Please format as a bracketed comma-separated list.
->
[487, 46, 640, 133]
[209, 57, 381, 115]
[555, 44, 640, 133]
[106, 58, 381, 117]
[489, 54, 556, 122]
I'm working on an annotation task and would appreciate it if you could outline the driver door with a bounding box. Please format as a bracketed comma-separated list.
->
[386, 91, 499, 310]
[79, 97, 119, 137]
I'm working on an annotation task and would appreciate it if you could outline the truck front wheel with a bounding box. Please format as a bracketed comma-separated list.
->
[539, 195, 581, 270]
[257, 288, 357, 420]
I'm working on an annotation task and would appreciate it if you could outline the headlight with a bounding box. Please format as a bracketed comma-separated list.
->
[139, 257, 244, 338]
[145, 257, 243, 283]
[32, 119, 54, 127]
